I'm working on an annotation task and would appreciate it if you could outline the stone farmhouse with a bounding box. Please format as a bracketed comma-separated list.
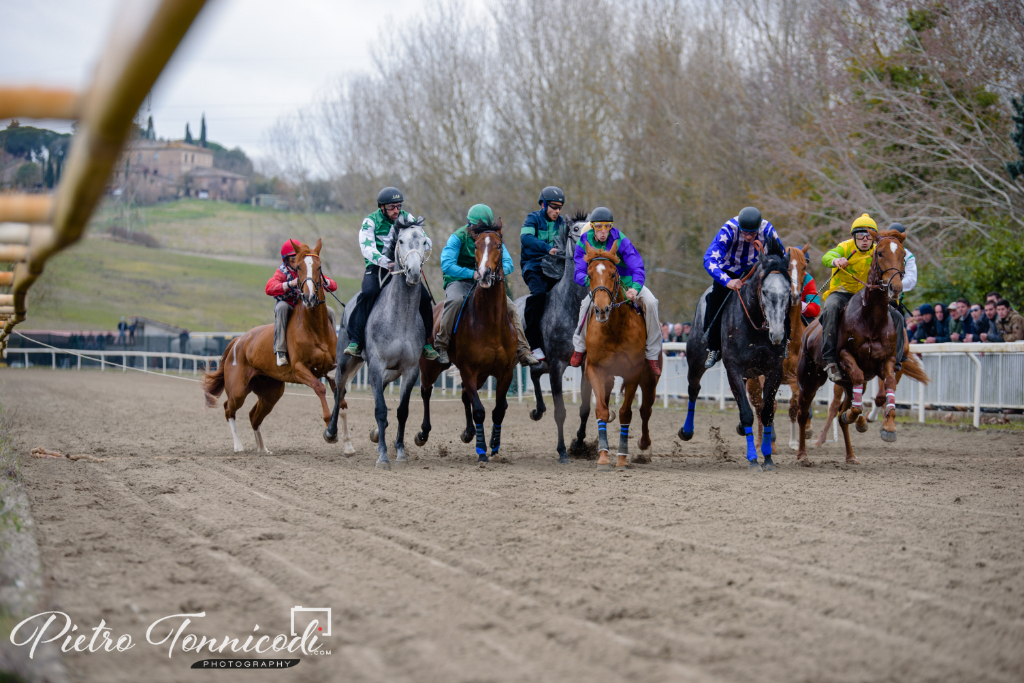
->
[113, 139, 248, 201]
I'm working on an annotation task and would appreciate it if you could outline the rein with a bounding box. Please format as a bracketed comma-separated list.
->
[586, 256, 638, 314]
[736, 241, 769, 331]
[823, 237, 905, 297]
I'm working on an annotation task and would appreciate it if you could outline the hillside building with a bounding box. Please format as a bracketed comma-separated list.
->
[112, 139, 248, 202]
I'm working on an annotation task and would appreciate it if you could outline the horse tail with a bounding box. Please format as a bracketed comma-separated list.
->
[900, 354, 929, 385]
[203, 338, 236, 406]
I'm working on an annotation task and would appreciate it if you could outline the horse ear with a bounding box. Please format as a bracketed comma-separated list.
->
[496, 217, 503, 234]
[608, 240, 620, 260]
[584, 241, 597, 260]
[313, 238, 322, 255]
[802, 243, 810, 256]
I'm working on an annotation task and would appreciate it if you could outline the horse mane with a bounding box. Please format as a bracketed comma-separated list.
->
[569, 210, 588, 224]
[875, 228, 905, 244]
[468, 217, 503, 239]
[585, 245, 620, 265]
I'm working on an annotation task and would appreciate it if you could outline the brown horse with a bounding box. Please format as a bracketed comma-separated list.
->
[746, 245, 812, 450]
[581, 241, 660, 471]
[416, 218, 518, 462]
[203, 239, 337, 453]
[794, 229, 927, 464]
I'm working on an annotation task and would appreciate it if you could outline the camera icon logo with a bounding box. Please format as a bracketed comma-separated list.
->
[291, 606, 331, 637]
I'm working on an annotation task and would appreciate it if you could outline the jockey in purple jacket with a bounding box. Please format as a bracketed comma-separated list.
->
[568, 207, 662, 376]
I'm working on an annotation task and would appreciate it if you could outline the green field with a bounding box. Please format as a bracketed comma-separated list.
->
[26, 237, 360, 332]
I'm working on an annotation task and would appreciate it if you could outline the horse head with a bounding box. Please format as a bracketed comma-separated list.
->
[469, 217, 504, 289]
[872, 229, 906, 302]
[584, 240, 621, 323]
[786, 244, 810, 307]
[566, 210, 589, 246]
[293, 239, 325, 309]
[393, 214, 430, 286]
[754, 239, 790, 345]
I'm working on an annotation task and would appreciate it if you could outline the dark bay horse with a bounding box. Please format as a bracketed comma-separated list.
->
[679, 239, 791, 470]
[324, 217, 431, 468]
[794, 229, 929, 464]
[204, 239, 337, 453]
[580, 241, 660, 471]
[417, 218, 518, 462]
[512, 211, 588, 463]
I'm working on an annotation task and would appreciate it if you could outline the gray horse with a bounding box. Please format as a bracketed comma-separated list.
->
[324, 217, 431, 469]
[513, 211, 589, 464]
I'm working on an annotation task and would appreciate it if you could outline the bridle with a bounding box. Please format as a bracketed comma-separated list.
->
[379, 225, 432, 287]
[472, 229, 506, 286]
[296, 254, 326, 307]
[587, 256, 637, 315]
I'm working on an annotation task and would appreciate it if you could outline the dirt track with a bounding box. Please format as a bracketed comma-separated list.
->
[3, 369, 1023, 683]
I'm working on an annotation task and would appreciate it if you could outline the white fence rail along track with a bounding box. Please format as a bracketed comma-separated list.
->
[0, 0, 207, 353]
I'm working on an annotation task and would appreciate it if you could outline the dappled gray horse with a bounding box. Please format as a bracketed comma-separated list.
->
[324, 216, 431, 469]
[513, 212, 588, 463]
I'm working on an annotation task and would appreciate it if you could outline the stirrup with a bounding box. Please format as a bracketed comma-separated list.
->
[422, 344, 439, 361]
[276, 352, 288, 367]
[825, 362, 843, 382]
[437, 348, 450, 365]
[344, 342, 362, 357]
[519, 349, 541, 366]
[704, 350, 720, 369]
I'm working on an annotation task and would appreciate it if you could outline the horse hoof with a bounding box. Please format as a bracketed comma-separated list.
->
[414, 432, 428, 447]
[558, 454, 571, 464]
[394, 457, 408, 469]
[461, 430, 473, 444]
[477, 453, 489, 463]
[856, 419, 868, 433]
[789, 442, 799, 451]
[748, 462, 763, 473]
[763, 458, 775, 471]
[530, 408, 545, 422]
[375, 459, 391, 471]
[736, 423, 746, 437]
[847, 457, 861, 465]
[880, 429, 897, 443]
[343, 443, 355, 457]
[596, 463, 611, 472]
[323, 429, 338, 444]
[678, 428, 693, 441]
[369, 428, 379, 444]
[797, 455, 814, 467]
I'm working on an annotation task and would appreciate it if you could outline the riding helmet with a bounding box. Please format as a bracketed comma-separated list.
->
[888, 222, 906, 233]
[737, 206, 762, 233]
[589, 206, 614, 223]
[280, 240, 298, 259]
[467, 204, 494, 226]
[850, 213, 877, 234]
[377, 186, 403, 207]
[538, 186, 565, 206]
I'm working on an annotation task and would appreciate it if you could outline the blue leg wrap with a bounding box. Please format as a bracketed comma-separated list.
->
[475, 423, 486, 457]
[491, 424, 501, 453]
[597, 420, 608, 453]
[683, 400, 696, 434]
[744, 426, 757, 462]
[761, 424, 773, 457]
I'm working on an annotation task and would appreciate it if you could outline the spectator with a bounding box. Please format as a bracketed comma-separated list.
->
[963, 304, 988, 342]
[907, 307, 921, 335]
[682, 322, 691, 341]
[932, 303, 950, 342]
[98, 333, 107, 351]
[179, 329, 191, 354]
[661, 322, 671, 343]
[949, 298, 969, 341]
[117, 316, 128, 345]
[672, 322, 688, 343]
[912, 304, 947, 343]
[128, 318, 136, 345]
[996, 300, 1024, 342]
[85, 333, 95, 350]
[986, 292, 1001, 304]
[980, 302, 1003, 342]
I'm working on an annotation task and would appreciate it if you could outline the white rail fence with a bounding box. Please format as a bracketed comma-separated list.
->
[8, 342, 1024, 427]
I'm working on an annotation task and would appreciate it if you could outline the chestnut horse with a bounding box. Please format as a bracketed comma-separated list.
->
[746, 245, 812, 450]
[581, 241, 660, 471]
[203, 239, 337, 453]
[794, 229, 927, 464]
[417, 218, 518, 462]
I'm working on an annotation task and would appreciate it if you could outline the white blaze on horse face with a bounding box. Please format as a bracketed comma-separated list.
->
[763, 272, 790, 345]
[304, 256, 315, 298]
[478, 235, 492, 278]
[596, 263, 606, 275]
[889, 241, 897, 253]
[790, 259, 799, 298]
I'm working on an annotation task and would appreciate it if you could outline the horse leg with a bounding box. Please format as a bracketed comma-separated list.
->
[464, 380, 488, 463]
[759, 367, 784, 471]
[249, 378, 284, 455]
[635, 366, 658, 463]
[460, 388, 474, 444]
[746, 377, 764, 447]
[324, 357, 358, 447]
[416, 361, 439, 447]
[838, 350, 866, 440]
[529, 365, 547, 421]
[393, 366, 420, 467]
[490, 370, 514, 458]
[815, 383, 844, 447]
[788, 377, 803, 450]
[616, 379, 638, 469]
[222, 374, 250, 453]
[367, 364, 392, 470]
[879, 358, 899, 443]
[837, 392, 858, 464]
[292, 361, 332, 425]
[678, 356, 705, 441]
[543, 362, 570, 463]
[725, 360, 759, 470]
[587, 365, 613, 471]
[569, 371, 593, 456]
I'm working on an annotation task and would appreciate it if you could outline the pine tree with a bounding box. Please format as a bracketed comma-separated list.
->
[185, 123, 193, 144]
[199, 113, 207, 148]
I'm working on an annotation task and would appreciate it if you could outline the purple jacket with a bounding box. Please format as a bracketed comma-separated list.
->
[573, 227, 646, 291]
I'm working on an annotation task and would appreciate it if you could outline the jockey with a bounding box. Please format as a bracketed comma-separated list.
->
[568, 207, 663, 376]
[819, 214, 907, 381]
[799, 272, 822, 323]
[343, 186, 439, 360]
[521, 186, 567, 361]
[701, 206, 784, 369]
[433, 204, 539, 367]
[266, 240, 338, 366]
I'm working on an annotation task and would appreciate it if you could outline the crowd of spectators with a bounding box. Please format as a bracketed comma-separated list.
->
[660, 322, 691, 356]
[907, 292, 1024, 344]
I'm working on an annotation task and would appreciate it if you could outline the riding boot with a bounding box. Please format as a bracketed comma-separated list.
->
[638, 286, 661, 361]
[819, 291, 853, 379]
[703, 279, 733, 354]
[890, 303, 907, 371]
[433, 281, 472, 362]
[571, 296, 591, 354]
[509, 296, 540, 365]
[273, 300, 291, 363]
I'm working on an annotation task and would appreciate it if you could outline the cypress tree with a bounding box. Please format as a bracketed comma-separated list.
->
[185, 123, 193, 144]
[199, 113, 207, 148]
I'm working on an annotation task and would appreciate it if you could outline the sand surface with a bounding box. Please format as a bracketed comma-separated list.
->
[2, 369, 1022, 682]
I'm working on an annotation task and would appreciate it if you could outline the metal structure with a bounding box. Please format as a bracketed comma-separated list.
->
[0, 0, 207, 352]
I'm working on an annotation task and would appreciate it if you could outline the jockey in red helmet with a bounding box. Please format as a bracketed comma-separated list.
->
[266, 239, 338, 366]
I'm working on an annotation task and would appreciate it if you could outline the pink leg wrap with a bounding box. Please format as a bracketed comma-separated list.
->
[886, 389, 896, 414]
[852, 384, 864, 408]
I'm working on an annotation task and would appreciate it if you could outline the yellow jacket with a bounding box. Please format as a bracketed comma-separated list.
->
[821, 238, 875, 301]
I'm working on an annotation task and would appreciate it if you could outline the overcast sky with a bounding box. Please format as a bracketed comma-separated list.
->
[1, 0, 483, 159]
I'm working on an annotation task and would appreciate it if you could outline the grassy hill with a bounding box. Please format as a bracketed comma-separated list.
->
[26, 237, 360, 332]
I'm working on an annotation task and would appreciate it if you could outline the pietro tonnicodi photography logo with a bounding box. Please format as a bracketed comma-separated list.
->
[291, 606, 331, 637]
